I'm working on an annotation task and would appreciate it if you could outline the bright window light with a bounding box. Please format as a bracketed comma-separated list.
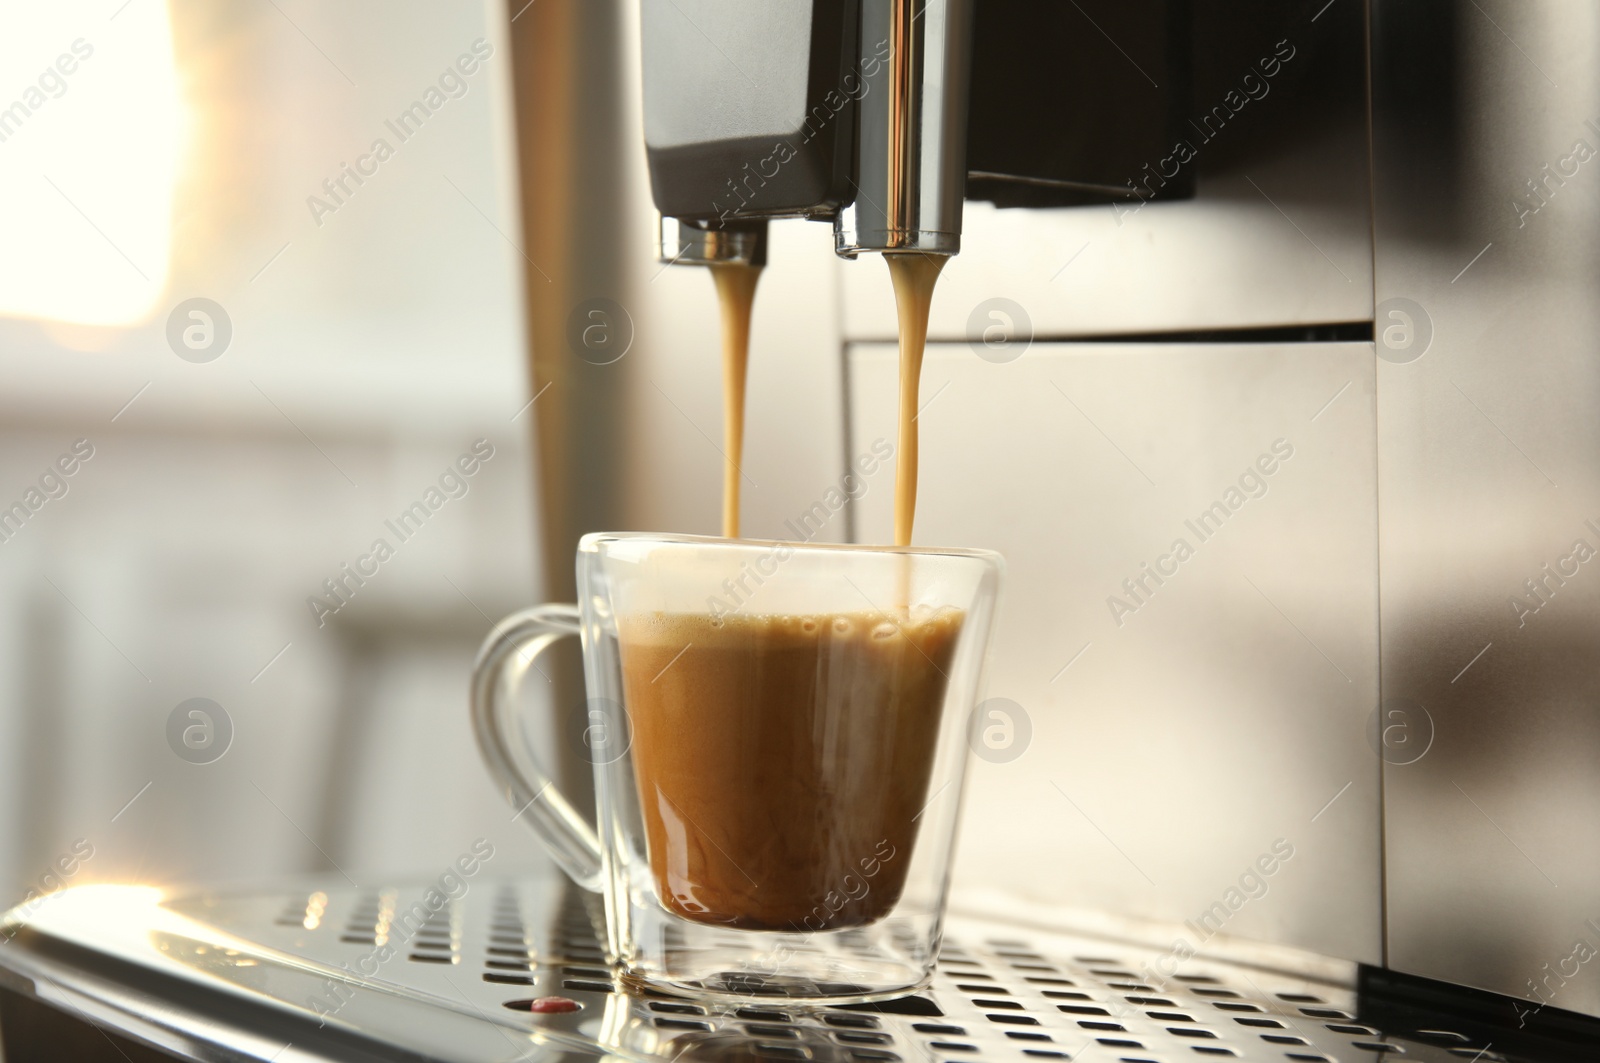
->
[0, 2, 181, 326]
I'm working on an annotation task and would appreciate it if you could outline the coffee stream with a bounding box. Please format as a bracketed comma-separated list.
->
[885, 253, 948, 548]
[710, 262, 762, 539]
[615, 253, 958, 933]
[713, 253, 946, 546]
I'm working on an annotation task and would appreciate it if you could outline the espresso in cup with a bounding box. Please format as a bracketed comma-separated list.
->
[618, 607, 963, 931]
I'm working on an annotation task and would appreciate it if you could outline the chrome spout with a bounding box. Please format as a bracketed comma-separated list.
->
[835, 0, 974, 257]
[657, 216, 768, 268]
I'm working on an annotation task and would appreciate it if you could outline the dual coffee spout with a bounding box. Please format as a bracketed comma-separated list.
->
[643, 0, 973, 269]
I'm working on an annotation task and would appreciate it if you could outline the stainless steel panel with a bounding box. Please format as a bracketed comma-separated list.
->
[848, 340, 1383, 965]
[1373, 0, 1600, 1019]
[2, 880, 1540, 1063]
[508, 0, 643, 820]
[839, 0, 1373, 340]
[842, 155, 1374, 340]
[509, 0, 641, 607]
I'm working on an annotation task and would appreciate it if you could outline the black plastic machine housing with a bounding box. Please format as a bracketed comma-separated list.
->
[640, 0, 1361, 225]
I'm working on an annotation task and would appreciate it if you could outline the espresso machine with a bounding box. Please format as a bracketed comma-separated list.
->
[3, 1, 1598, 1059]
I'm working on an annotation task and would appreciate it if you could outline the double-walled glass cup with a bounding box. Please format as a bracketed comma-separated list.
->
[472, 532, 1001, 1002]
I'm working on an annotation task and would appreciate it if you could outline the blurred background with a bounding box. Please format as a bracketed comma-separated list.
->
[0, 1, 544, 896]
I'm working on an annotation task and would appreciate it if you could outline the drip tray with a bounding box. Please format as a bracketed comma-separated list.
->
[0, 876, 1561, 1062]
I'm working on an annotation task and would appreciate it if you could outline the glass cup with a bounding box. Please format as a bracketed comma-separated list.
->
[471, 532, 1002, 1003]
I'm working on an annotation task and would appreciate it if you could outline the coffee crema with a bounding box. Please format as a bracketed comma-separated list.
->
[618, 607, 964, 930]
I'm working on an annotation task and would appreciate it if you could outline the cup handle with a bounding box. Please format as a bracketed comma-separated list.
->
[471, 603, 603, 891]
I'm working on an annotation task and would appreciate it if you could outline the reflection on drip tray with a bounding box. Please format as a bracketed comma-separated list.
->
[0, 878, 1586, 1062]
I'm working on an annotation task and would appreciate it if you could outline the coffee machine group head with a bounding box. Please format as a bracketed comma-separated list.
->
[641, 0, 974, 268]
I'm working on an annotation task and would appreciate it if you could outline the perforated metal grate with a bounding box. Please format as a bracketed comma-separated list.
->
[171, 880, 1535, 1063]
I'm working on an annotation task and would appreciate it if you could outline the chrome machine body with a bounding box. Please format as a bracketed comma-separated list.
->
[630, 0, 1600, 1031]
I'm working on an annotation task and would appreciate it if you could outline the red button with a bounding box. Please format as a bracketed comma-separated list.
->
[525, 996, 581, 1013]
